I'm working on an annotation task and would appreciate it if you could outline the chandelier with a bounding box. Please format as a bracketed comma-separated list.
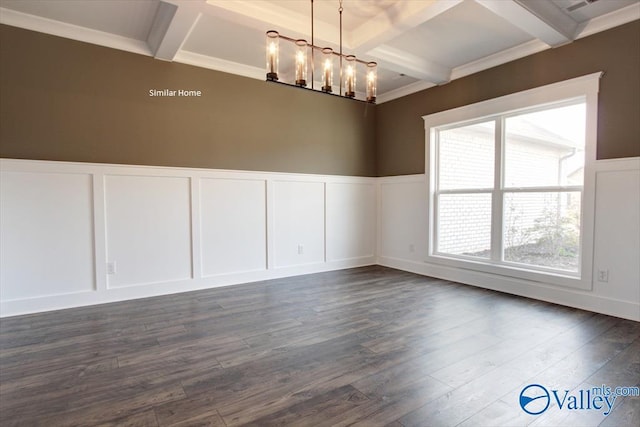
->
[265, 0, 377, 103]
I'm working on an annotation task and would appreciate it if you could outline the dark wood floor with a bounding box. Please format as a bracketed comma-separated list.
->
[1, 266, 638, 427]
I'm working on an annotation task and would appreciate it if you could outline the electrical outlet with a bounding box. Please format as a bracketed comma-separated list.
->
[409, 244, 415, 253]
[597, 269, 609, 283]
[106, 261, 117, 275]
[297, 244, 304, 255]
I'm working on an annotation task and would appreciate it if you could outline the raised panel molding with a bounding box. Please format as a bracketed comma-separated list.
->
[0, 159, 376, 316]
[273, 180, 326, 268]
[1, 158, 636, 320]
[0, 170, 95, 301]
[326, 182, 376, 262]
[104, 174, 193, 288]
[377, 159, 640, 321]
[199, 178, 267, 277]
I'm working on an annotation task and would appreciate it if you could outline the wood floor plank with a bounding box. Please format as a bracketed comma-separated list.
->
[166, 411, 227, 427]
[94, 409, 160, 427]
[599, 394, 640, 427]
[454, 314, 636, 427]
[1, 266, 638, 426]
[154, 394, 225, 426]
[241, 384, 370, 426]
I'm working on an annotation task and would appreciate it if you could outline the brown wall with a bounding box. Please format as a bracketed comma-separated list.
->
[0, 25, 377, 176]
[376, 20, 640, 176]
[2, 21, 638, 178]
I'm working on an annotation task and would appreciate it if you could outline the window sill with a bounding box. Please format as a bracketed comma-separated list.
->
[425, 253, 591, 290]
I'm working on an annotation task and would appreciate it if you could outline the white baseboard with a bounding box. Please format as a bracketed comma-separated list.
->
[378, 256, 640, 322]
[1, 256, 376, 317]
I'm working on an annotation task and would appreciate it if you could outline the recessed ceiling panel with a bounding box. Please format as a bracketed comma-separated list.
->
[376, 69, 419, 94]
[1, 0, 160, 41]
[182, 13, 266, 68]
[385, 0, 535, 69]
[253, 0, 398, 32]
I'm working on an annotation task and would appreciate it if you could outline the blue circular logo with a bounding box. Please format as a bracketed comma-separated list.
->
[519, 384, 550, 415]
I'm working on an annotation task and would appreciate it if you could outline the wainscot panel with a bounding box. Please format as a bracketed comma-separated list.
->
[376, 158, 640, 321]
[0, 159, 376, 316]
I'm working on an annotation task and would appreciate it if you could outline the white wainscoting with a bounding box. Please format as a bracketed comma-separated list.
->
[0, 170, 95, 300]
[0, 159, 376, 316]
[377, 158, 640, 321]
[199, 178, 267, 277]
[2, 158, 638, 320]
[272, 180, 326, 268]
[105, 174, 193, 288]
[326, 182, 376, 263]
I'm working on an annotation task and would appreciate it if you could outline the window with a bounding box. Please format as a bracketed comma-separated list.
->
[424, 74, 600, 288]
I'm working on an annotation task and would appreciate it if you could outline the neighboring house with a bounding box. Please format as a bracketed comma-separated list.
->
[438, 118, 584, 271]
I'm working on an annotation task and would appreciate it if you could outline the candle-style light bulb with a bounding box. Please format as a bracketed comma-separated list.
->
[269, 43, 276, 72]
[295, 39, 307, 87]
[321, 48, 333, 93]
[324, 60, 331, 89]
[344, 55, 356, 98]
[265, 30, 279, 81]
[366, 61, 377, 103]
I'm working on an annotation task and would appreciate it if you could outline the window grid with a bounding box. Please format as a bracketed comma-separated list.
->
[433, 102, 585, 276]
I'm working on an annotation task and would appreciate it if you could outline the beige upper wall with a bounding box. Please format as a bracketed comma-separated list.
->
[1, 22, 638, 178]
[376, 20, 640, 176]
[0, 25, 377, 177]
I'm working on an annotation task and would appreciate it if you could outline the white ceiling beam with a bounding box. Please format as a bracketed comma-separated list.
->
[148, 1, 202, 61]
[475, 0, 578, 47]
[515, 0, 579, 41]
[369, 45, 451, 84]
[575, 1, 640, 39]
[351, 0, 463, 51]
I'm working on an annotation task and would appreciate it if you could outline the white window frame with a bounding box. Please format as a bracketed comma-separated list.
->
[423, 73, 601, 290]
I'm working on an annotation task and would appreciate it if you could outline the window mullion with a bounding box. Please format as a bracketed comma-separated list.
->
[490, 117, 504, 262]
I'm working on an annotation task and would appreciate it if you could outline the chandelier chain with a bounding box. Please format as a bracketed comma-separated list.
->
[339, 0, 343, 95]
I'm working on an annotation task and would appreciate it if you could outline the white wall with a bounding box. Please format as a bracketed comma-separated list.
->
[378, 158, 640, 321]
[0, 159, 376, 316]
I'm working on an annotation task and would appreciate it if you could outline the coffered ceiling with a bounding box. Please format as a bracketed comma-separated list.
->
[1, 0, 638, 102]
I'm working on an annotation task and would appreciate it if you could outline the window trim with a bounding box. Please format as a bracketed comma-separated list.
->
[423, 73, 601, 290]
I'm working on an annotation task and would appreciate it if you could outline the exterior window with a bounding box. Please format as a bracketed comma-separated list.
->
[425, 73, 600, 287]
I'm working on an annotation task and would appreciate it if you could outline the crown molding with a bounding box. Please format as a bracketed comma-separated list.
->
[450, 38, 548, 81]
[379, 4, 640, 103]
[369, 45, 450, 83]
[173, 50, 264, 81]
[0, 7, 151, 56]
[377, 80, 436, 104]
[575, 2, 640, 39]
[1, 2, 637, 104]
